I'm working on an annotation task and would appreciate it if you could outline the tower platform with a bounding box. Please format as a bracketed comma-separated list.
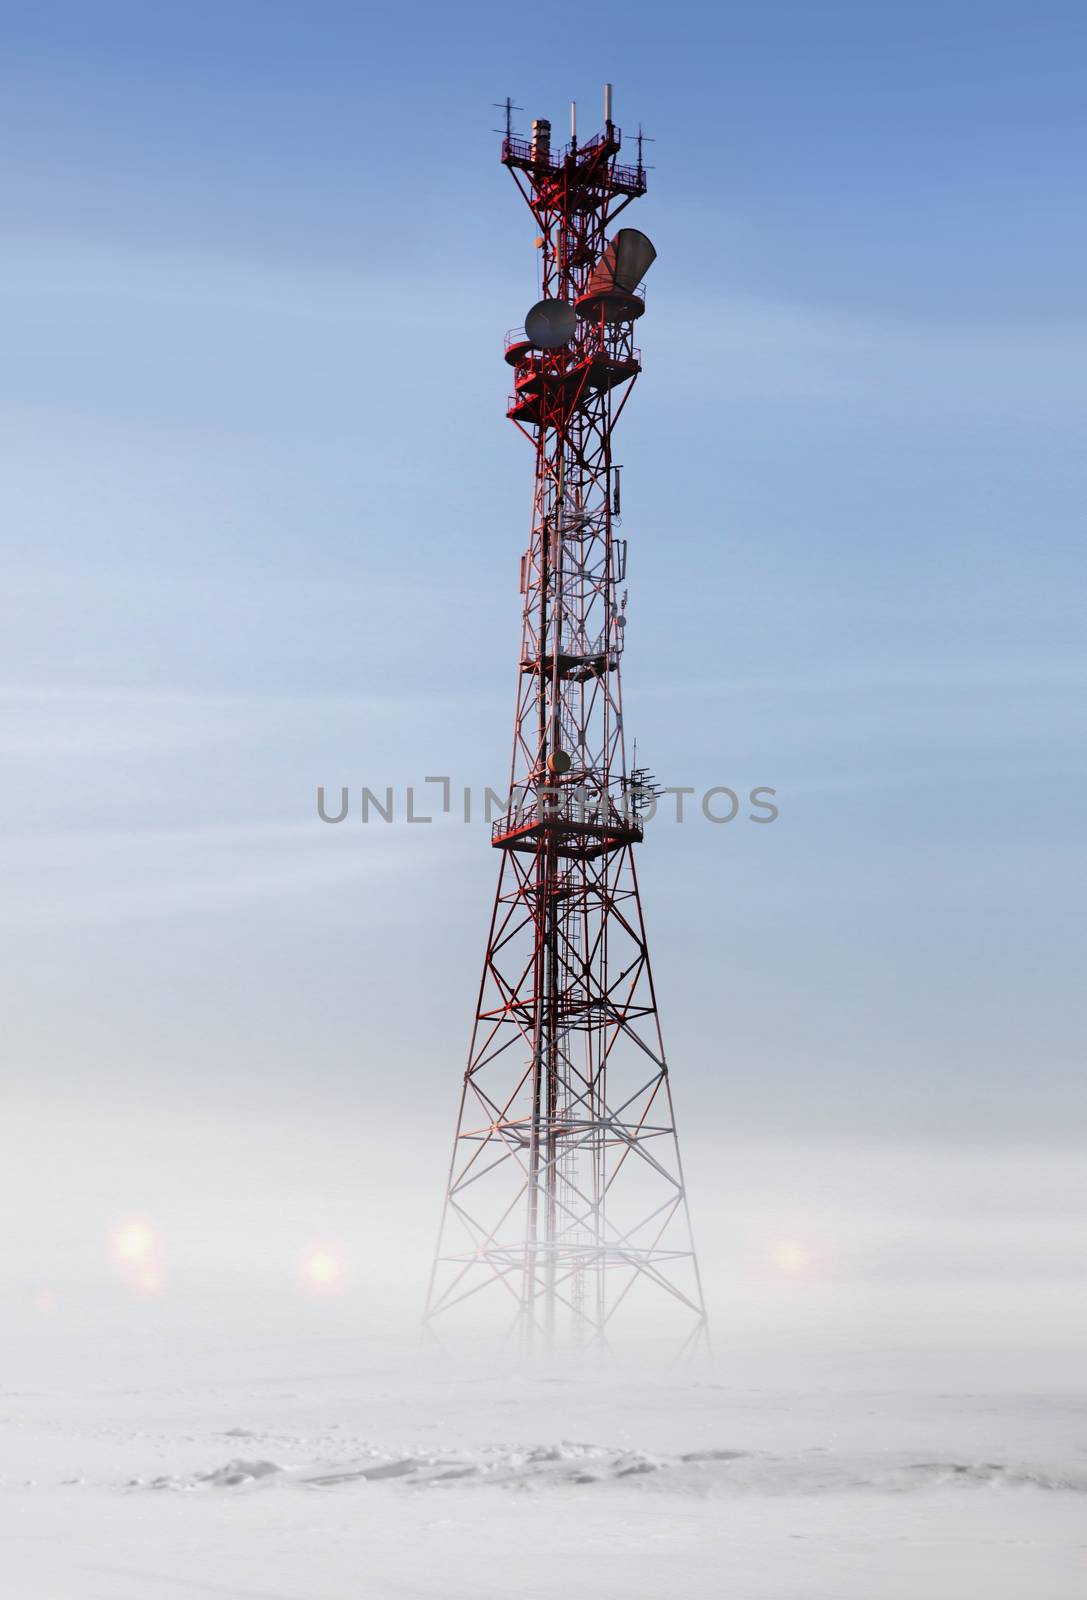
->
[506, 348, 640, 428]
[491, 794, 642, 859]
[520, 649, 615, 682]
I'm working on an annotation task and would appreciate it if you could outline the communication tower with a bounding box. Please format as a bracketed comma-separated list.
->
[425, 87, 709, 1356]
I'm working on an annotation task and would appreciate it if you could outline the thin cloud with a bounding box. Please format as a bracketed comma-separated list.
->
[0, 817, 439, 929]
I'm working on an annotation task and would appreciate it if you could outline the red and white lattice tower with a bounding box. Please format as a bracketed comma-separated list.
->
[425, 88, 709, 1356]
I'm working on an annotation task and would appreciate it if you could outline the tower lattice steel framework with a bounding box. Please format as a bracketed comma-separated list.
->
[425, 91, 709, 1356]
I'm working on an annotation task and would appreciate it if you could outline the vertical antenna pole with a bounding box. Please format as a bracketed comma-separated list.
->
[604, 82, 613, 126]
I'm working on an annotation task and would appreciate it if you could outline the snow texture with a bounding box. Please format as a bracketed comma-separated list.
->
[2, 1346, 1084, 1598]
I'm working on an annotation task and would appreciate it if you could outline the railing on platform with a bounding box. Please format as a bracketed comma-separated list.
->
[501, 132, 646, 196]
[491, 787, 644, 847]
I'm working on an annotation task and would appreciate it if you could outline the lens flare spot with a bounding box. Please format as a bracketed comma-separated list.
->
[32, 1289, 56, 1314]
[771, 1240, 809, 1274]
[113, 1220, 156, 1266]
[303, 1248, 344, 1293]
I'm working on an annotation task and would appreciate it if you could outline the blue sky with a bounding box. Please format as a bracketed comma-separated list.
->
[2, 1, 1084, 1346]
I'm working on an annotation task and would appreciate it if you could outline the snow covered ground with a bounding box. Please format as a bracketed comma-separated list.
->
[2, 1329, 1084, 1598]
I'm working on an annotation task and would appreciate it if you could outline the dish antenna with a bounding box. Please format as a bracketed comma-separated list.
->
[524, 298, 577, 350]
[576, 229, 657, 322]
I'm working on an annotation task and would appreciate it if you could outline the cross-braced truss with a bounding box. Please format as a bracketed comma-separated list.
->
[425, 104, 709, 1356]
